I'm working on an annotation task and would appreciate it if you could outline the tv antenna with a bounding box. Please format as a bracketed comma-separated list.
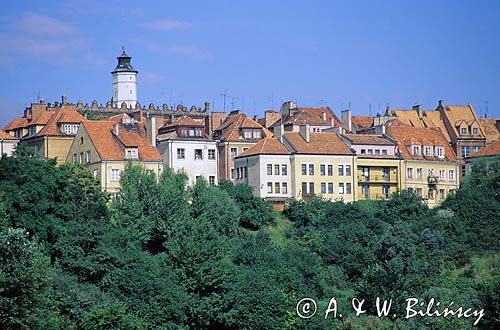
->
[219, 88, 229, 112]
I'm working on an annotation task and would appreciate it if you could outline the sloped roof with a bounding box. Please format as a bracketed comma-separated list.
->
[442, 104, 484, 138]
[298, 107, 347, 129]
[36, 107, 86, 136]
[236, 137, 291, 157]
[0, 130, 15, 139]
[283, 132, 353, 155]
[3, 117, 29, 131]
[342, 134, 396, 145]
[478, 118, 500, 144]
[30, 111, 55, 126]
[389, 109, 451, 142]
[214, 113, 272, 141]
[466, 140, 500, 158]
[352, 116, 374, 130]
[387, 121, 457, 161]
[82, 120, 161, 161]
[270, 111, 329, 127]
[160, 116, 204, 129]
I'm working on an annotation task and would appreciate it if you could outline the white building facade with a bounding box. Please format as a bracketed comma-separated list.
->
[112, 50, 138, 108]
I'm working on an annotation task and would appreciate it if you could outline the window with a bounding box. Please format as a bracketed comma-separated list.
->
[374, 149, 380, 155]
[244, 167, 247, 178]
[412, 146, 420, 156]
[111, 169, 120, 181]
[253, 130, 262, 139]
[382, 167, 390, 181]
[338, 164, 344, 176]
[362, 167, 369, 179]
[327, 164, 333, 176]
[208, 149, 216, 160]
[321, 182, 327, 194]
[208, 176, 215, 185]
[244, 130, 252, 139]
[180, 128, 188, 137]
[428, 189, 434, 199]
[382, 185, 390, 199]
[29, 126, 36, 136]
[80, 152, 84, 163]
[362, 185, 369, 198]
[189, 128, 195, 136]
[435, 147, 444, 158]
[345, 165, 351, 176]
[72, 153, 77, 162]
[230, 147, 238, 159]
[194, 149, 203, 160]
[126, 148, 138, 159]
[382, 149, 387, 155]
[473, 146, 480, 153]
[407, 168, 414, 179]
[301, 182, 308, 194]
[424, 146, 433, 156]
[301, 164, 307, 175]
[416, 188, 423, 197]
[367, 149, 373, 155]
[267, 164, 273, 175]
[461, 146, 470, 158]
[274, 165, 280, 175]
[282, 182, 288, 194]
[448, 170, 455, 181]
[64, 124, 72, 134]
[361, 149, 366, 154]
[309, 182, 315, 194]
[281, 165, 287, 175]
[177, 148, 185, 159]
[346, 183, 352, 194]
[231, 168, 235, 179]
[196, 128, 203, 136]
[472, 127, 478, 135]
[461, 127, 467, 135]
[320, 164, 326, 176]
[428, 168, 435, 177]
[338, 183, 345, 194]
[308, 164, 314, 175]
[416, 168, 423, 179]
[328, 182, 333, 194]
[267, 182, 273, 193]
[243, 147, 249, 152]
[93, 169, 99, 178]
[275, 182, 280, 193]
[439, 170, 445, 180]
[439, 189, 445, 199]
[86, 151, 91, 163]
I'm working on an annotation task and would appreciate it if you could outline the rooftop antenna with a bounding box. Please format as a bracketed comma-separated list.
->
[348, 101, 351, 109]
[220, 88, 228, 112]
[369, 103, 372, 116]
[241, 96, 245, 112]
[271, 92, 274, 110]
[230, 96, 239, 111]
[485, 100, 488, 118]
[320, 99, 325, 107]
[37, 90, 40, 102]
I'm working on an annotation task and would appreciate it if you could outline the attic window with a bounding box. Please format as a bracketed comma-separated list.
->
[126, 148, 139, 159]
[472, 127, 478, 135]
[435, 147, 444, 158]
[64, 124, 79, 135]
[461, 127, 467, 135]
[424, 146, 433, 156]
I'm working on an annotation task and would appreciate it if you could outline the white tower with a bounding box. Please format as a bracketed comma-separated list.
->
[112, 49, 138, 108]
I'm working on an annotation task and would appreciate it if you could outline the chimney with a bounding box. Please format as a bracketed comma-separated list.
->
[341, 109, 352, 132]
[299, 124, 310, 143]
[204, 101, 210, 113]
[61, 95, 67, 105]
[274, 123, 284, 143]
[438, 100, 444, 108]
[253, 115, 258, 121]
[280, 101, 295, 117]
[113, 124, 119, 136]
[413, 104, 423, 119]
[204, 116, 211, 137]
[322, 112, 326, 121]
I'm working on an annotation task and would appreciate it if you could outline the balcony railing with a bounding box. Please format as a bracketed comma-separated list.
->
[359, 193, 391, 200]
[427, 176, 438, 185]
[358, 175, 396, 183]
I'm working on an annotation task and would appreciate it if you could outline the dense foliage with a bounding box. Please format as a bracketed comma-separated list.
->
[0, 146, 498, 329]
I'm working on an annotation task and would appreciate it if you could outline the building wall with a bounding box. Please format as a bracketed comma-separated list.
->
[235, 155, 291, 199]
[350, 144, 397, 156]
[26, 136, 74, 164]
[98, 161, 163, 194]
[157, 139, 218, 185]
[400, 159, 459, 207]
[218, 141, 260, 182]
[0, 139, 18, 156]
[113, 71, 137, 108]
[355, 158, 401, 200]
[291, 154, 356, 202]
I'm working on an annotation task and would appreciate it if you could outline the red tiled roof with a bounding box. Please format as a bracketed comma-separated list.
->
[387, 122, 457, 161]
[36, 107, 86, 136]
[352, 116, 374, 130]
[299, 107, 347, 130]
[284, 132, 353, 155]
[342, 134, 396, 145]
[30, 111, 55, 126]
[82, 120, 161, 161]
[3, 117, 29, 131]
[237, 137, 291, 157]
[214, 113, 272, 141]
[466, 140, 500, 158]
[0, 130, 15, 139]
[479, 118, 500, 144]
[160, 116, 204, 129]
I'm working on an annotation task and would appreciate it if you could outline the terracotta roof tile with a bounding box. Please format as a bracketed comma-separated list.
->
[342, 134, 396, 145]
[466, 140, 500, 158]
[387, 122, 457, 161]
[0, 130, 15, 139]
[389, 109, 451, 142]
[82, 120, 161, 161]
[478, 118, 500, 144]
[160, 116, 204, 129]
[214, 113, 272, 141]
[299, 107, 347, 129]
[30, 111, 55, 126]
[236, 137, 291, 157]
[3, 117, 29, 131]
[442, 104, 484, 138]
[352, 116, 374, 130]
[36, 107, 86, 136]
[284, 132, 353, 155]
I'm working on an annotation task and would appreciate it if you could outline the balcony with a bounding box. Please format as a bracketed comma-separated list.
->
[359, 193, 391, 200]
[358, 175, 396, 183]
[427, 176, 438, 186]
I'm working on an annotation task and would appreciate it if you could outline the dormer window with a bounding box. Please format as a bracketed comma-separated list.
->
[242, 128, 262, 139]
[63, 124, 79, 135]
[411, 145, 421, 156]
[180, 126, 203, 137]
[435, 147, 444, 158]
[472, 127, 478, 135]
[461, 127, 467, 135]
[28, 126, 36, 136]
[424, 146, 433, 156]
[126, 148, 139, 159]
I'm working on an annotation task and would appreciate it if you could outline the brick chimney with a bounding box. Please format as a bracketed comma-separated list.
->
[413, 104, 423, 118]
[204, 101, 210, 113]
[61, 95, 67, 105]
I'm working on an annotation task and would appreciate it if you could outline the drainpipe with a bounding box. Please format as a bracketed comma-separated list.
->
[352, 155, 356, 202]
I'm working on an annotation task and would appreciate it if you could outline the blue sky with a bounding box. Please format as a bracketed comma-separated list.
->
[1, 0, 499, 126]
